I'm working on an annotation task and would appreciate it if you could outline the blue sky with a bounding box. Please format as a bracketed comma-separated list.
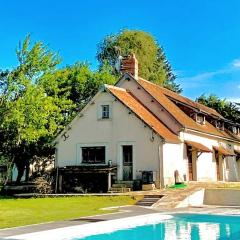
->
[1, 0, 240, 101]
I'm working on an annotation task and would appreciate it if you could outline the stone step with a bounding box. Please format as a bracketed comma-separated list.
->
[136, 202, 155, 206]
[144, 194, 163, 198]
[136, 194, 163, 207]
[138, 198, 159, 203]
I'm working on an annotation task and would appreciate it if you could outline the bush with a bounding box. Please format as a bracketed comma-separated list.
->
[34, 176, 53, 194]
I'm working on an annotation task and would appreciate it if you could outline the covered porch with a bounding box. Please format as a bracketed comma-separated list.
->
[56, 165, 117, 193]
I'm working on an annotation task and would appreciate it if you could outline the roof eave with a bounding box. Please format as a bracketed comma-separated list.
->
[184, 127, 240, 144]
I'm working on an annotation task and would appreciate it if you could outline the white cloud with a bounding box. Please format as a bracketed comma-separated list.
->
[177, 58, 240, 89]
[226, 97, 240, 103]
[177, 69, 228, 89]
[232, 59, 240, 69]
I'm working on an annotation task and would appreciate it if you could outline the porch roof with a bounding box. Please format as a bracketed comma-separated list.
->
[185, 140, 212, 153]
[213, 146, 236, 156]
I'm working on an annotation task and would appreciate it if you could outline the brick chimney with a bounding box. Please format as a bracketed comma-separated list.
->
[121, 54, 138, 80]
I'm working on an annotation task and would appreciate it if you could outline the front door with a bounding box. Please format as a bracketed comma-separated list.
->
[187, 146, 193, 181]
[122, 145, 133, 181]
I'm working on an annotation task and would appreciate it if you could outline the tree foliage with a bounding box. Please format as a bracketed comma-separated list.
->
[97, 30, 181, 93]
[196, 94, 240, 123]
[40, 63, 116, 113]
[0, 36, 116, 183]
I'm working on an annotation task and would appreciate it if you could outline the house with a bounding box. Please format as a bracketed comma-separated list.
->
[54, 55, 240, 193]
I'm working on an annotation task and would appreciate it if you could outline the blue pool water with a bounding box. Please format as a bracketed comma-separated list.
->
[74, 214, 240, 240]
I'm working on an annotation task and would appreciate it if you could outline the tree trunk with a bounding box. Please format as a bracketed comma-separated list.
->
[16, 164, 25, 184]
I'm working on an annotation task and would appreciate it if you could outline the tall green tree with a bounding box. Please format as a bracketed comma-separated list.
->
[0, 36, 116, 183]
[196, 94, 240, 123]
[0, 36, 73, 183]
[97, 30, 181, 93]
[40, 62, 116, 113]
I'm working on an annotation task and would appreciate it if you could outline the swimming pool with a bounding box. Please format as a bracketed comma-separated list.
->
[7, 213, 240, 240]
[74, 214, 240, 240]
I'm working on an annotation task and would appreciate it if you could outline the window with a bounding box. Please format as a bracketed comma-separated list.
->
[82, 147, 105, 164]
[101, 105, 109, 119]
[195, 114, 205, 125]
[232, 126, 238, 134]
[231, 126, 240, 135]
[216, 121, 224, 131]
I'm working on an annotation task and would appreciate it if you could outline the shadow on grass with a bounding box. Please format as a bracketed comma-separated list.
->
[0, 195, 15, 199]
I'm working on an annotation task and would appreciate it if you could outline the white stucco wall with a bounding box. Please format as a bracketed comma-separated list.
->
[181, 130, 240, 182]
[162, 143, 186, 186]
[56, 92, 163, 186]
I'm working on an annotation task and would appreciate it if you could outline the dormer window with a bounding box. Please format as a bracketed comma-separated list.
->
[231, 126, 240, 135]
[195, 114, 205, 125]
[216, 121, 224, 131]
[232, 126, 237, 134]
[101, 105, 110, 119]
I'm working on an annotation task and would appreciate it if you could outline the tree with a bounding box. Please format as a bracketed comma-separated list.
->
[0, 36, 116, 183]
[196, 94, 240, 123]
[40, 62, 116, 113]
[97, 30, 181, 93]
[0, 36, 73, 183]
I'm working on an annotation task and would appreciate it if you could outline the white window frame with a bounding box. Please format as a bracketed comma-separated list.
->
[101, 105, 110, 119]
[195, 114, 205, 125]
[76, 143, 109, 165]
[97, 102, 112, 120]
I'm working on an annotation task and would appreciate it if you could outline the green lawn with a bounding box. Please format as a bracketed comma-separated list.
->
[0, 196, 137, 229]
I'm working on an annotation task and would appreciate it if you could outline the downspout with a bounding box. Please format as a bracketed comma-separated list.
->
[158, 138, 165, 188]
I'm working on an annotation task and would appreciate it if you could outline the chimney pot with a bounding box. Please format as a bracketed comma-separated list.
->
[121, 54, 138, 80]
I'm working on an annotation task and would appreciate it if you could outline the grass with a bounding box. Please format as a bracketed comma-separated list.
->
[0, 196, 137, 229]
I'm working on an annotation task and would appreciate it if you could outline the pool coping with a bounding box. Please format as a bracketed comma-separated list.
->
[1, 205, 240, 239]
[5, 213, 173, 240]
[0, 206, 157, 238]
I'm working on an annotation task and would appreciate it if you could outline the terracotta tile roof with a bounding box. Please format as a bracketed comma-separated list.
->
[137, 78, 238, 141]
[106, 85, 180, 143]
[213, 146, 236, 156]
[185, 140, 212, 153]
[154, 80, 222, 118]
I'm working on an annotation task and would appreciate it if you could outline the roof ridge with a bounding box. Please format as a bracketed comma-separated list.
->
[105, 84, 127, 92]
